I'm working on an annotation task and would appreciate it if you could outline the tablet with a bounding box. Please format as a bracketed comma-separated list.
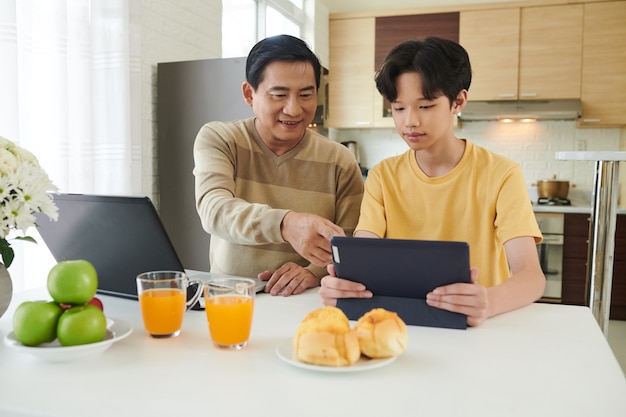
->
[331, 236, 470, 299]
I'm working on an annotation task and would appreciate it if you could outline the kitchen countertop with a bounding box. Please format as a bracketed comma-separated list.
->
[1, 284, 625, 417]
[532, 204, 592, 214]
[532, 203, 626, 215]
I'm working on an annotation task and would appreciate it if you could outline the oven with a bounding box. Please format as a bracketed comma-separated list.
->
[535, 212, 564, 301]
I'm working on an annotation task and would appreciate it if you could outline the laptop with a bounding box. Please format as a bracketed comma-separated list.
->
[34, 193, 266, 309]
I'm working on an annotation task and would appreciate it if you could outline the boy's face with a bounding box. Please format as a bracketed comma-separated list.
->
[389, 72, 465, 152]
[242, 60, 318, 155]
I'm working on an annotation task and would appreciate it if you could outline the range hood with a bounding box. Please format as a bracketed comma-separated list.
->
[459, 99, 581, 122]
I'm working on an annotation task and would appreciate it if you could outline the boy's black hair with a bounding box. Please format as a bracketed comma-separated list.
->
[246, 34, 322, 91]
[375, 37, 472, 106]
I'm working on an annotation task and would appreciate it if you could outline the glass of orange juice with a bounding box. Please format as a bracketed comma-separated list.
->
[204, 277, 256, 349]
[136, 271, 203, 338]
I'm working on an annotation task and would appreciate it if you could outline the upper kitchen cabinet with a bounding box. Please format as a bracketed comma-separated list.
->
[328, 12, 459, 129]
[459, 8, 520, 101]
[579, 1, 626, 127]
[518, 4, 583, 100]
[328, 18, 376, 128]
[374, 13, 459, 70]
[460, 4, 583, 101]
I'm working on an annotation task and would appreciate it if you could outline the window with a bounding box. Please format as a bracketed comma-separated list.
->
[222, 0, 257, 58]
[223, 0, 306, 58]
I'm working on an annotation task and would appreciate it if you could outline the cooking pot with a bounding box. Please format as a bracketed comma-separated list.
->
[537, 179, 570, 199]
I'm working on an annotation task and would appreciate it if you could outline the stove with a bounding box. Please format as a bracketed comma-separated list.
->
[537, 197, 571, 206]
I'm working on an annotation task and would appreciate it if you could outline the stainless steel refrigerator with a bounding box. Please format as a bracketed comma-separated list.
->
[156, 57, 253, 271]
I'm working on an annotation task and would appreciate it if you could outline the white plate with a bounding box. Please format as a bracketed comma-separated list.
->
[3, 317, 132, 362]
[275, 338, 397, 373]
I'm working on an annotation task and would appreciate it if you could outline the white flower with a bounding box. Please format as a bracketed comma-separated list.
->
[0, 136, 58, 266]
[0, 148, 19, 175]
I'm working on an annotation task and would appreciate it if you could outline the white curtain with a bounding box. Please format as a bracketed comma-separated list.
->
[0, 0, 142, 291]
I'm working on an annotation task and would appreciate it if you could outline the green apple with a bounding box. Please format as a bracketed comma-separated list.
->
[47, 259, 98, 305]
[12, 301, 63, 346]
[57, 304, 107, 346]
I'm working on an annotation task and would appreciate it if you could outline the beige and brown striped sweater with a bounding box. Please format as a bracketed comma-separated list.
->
[193, 118, 364, 280]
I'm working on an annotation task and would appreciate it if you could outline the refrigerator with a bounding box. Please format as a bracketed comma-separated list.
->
[156, 57, 253, 271]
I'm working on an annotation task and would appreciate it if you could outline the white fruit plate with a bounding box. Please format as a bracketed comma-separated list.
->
[3, 317, 132, 362]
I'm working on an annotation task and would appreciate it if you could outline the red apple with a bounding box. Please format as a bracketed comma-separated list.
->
[87, 297, 104, 312]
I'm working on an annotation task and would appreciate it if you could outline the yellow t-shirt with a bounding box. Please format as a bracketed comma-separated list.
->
[356, 140, 541, 288]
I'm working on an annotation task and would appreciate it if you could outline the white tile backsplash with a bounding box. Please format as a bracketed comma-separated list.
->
[330, 120, 623, 205]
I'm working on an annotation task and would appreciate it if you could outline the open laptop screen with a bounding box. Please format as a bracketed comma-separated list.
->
[35, 194, 184, 300]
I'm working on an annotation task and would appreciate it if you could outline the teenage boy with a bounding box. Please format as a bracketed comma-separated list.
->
[319, 37, 545, 326]
[193, 35, 363, 296]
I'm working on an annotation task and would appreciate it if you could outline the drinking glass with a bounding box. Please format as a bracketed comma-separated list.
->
[204, 277, 256, 349]
[136, 271, 203, 338]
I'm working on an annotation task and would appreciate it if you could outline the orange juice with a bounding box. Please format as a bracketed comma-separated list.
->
[205, 295, 254, 346]
[139, 288, 186, 335]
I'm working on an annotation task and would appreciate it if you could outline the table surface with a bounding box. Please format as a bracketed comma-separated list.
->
[1, 284, 625, 417]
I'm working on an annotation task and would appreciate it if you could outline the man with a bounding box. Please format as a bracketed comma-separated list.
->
[320, 38, 545, 326]
[193, 35, 363, 296]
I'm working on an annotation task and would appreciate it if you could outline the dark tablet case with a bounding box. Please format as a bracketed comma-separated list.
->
[331, 236, 471, 329]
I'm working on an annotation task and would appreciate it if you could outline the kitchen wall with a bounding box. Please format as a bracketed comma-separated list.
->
[138, 0, 222, 201]
[329, 121, 625, 206]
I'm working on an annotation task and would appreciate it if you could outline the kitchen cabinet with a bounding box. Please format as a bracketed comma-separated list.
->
[459, 4, 583, 101]
[561, 213, 589, 306]
[518, 4, 583, 100]
[579, 1, 626, 127]
[611, 214, 626, 319]
[328, 12, 459, 129]
[561, 212, 626, 320]
[374, 13, 459, 70]
[328, 18, 377, 128]
[459, 8, 520, 101]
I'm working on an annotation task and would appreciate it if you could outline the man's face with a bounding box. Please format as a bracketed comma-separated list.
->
[243, 60, 318, 155]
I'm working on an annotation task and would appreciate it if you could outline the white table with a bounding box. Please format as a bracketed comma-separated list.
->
[1, 285, 625, 417]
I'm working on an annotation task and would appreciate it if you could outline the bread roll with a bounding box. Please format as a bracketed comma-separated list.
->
[292, 306, 360, 367]
[354, 308, 408, 358]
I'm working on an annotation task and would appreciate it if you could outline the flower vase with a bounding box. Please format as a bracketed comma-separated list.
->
[0, 264, 12, 319]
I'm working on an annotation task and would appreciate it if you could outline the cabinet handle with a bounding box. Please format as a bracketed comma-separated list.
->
[355, 121, 372, 126]
[498, 93, 516, 98]
[520, 93, 538, 98]
[582, 119, 601, 123]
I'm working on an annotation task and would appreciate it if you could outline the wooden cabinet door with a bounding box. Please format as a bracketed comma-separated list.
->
[562, 213, 590, 306]
[461, 5, 583, 102]
[328, 18, 376, 128]
[519, 4, 583, 100]
[459, 8, 520, 101]
[374, 13, 459, 70]
[611, 215, 626, 319]
[579, 1, 626, 127]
